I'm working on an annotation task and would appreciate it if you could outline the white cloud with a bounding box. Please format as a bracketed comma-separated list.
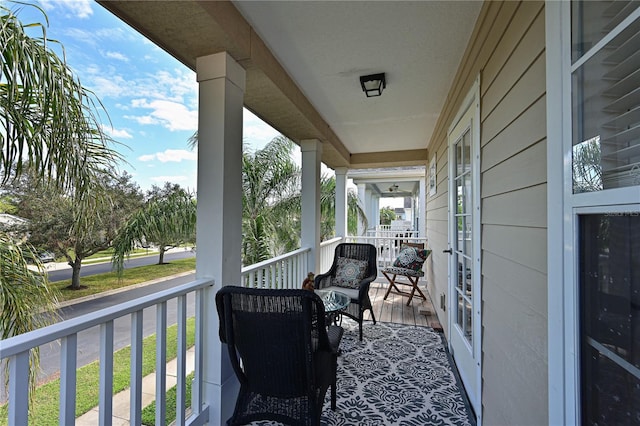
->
[243, 109, 281, 150]
[41, 0, 93, 18]
[138, 149, 197, 163]
[89, 74, 130, 98]
[103, 51, 129, 62]
[127, 99, 197, 131]
[101, 124, 133, 139]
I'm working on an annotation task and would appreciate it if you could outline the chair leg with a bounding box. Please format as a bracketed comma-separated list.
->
[359, 319, 363, 341]
[406, 276, 428, 306]
[382, 272, 400, 300]
[331, 382, 337, 410]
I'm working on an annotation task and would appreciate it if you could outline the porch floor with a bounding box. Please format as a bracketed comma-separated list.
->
[364, 280, 442, 329]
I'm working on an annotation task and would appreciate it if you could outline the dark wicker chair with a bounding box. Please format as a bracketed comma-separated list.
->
[314, 243, 378, 341]
[216, 286, 343, 426]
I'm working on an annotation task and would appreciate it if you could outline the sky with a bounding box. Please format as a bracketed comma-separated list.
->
[8, 0, 282, 192]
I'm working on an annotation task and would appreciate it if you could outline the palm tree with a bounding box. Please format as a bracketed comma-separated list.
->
[1, 3, 120, 399]
[242, 136, 301, 265]
[318, 175, 367, 240]
[188, 134, 367, 265]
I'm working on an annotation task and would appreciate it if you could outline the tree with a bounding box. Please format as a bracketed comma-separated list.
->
[1, 3, 121, 400]
[380, 206, 396, 226]
[573, 137, 602, 193]
[242, 136, 301, 265]
[188, 134, 367, 265]
[12, 169, 143, 289]
[111, 185, 196, 273]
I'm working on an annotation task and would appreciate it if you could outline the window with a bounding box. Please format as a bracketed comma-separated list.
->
[570, 2, 640, 424]
[579, 213, 640, 425]
[571, 2, 640, 193]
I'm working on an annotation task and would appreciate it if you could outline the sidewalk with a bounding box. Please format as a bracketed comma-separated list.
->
[75, 347, 196, 425]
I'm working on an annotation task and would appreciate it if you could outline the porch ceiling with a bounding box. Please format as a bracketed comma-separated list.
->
[97, 1, 482, 170]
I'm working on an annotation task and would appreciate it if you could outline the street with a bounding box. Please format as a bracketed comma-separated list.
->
[46, 250, 195, 282]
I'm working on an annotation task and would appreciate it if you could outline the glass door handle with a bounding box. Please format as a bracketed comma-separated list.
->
[443, 249, 453, 254]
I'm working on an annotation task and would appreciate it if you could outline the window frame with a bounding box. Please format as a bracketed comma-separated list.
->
[546, 1, 640, 424]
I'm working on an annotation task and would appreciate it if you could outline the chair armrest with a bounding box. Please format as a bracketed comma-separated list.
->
[357, 274, 377, 299]
[315, 272, 333, 290]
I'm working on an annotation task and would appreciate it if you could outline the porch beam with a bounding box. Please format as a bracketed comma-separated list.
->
[350, 148, 428, 168]
[301, 139, 323, 273]
[196, 51, 244, 425]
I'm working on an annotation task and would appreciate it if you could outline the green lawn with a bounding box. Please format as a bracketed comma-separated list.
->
[52, 257, 196, 302]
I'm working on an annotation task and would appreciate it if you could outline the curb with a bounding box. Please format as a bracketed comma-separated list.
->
[56, 270, 196, 308]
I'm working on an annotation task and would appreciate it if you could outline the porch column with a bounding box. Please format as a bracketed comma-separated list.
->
[196, 52, 244, 426]
[419, 174, 426, 237]
[365, 188, 373, 234]
[372, 194, 380, 231]
[301, 139, 322, 273]
[335, 167, 348, 238]
[357, 183, 366, 235]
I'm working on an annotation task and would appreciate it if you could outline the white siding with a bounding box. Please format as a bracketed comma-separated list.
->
[426, 2, 548, 424]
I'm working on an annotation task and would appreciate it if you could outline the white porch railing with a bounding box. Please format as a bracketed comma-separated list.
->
[0, 279, 213, 426]
[347, 235, 429, 269]
[241, 247, 310, 289]
[318, 237, 343, 274]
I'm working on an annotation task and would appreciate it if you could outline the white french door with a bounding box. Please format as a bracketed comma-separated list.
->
[447, 78, 481, 417]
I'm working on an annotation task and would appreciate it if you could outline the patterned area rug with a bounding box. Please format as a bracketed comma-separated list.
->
[250, 320, 473, 425]
[323, 320, 473, 426]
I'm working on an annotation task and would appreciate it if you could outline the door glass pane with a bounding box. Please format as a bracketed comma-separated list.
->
[463, 129, 472, 173]
[579, 213, 640, 424]
[457, 259, 464, 291]
[465, 300, 472, 343]
[456, 140, 464, 176]
[572, 15, 640, 193]
[457, 294, 464, 328]
[457, 178, 464, 215]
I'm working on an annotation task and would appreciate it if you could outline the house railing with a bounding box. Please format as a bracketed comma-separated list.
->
[240, 247, 310, 289]
[347, 235, 428, 269]
[0, 278, 213, 426]
[318, 237, 343, 274]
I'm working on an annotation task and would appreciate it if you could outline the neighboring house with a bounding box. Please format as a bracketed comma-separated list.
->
[0, 213, 28, 229]
[0, 213, 29, 239]
[61, 1, 640, 424]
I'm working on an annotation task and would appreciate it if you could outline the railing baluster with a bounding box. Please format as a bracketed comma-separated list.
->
[99, 321, 114, 426]
[130, 310, 144, 425]
[59, 334, 77, 426]
[192, 288, 204, 414]
[8, 351, 29, 425]
[176, 295, 187, 425]
[156, 301, 167, 426]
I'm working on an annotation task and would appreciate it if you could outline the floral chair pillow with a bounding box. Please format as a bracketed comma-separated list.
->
[332, 256, 368, 289]
[393, 245, 431, 271]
